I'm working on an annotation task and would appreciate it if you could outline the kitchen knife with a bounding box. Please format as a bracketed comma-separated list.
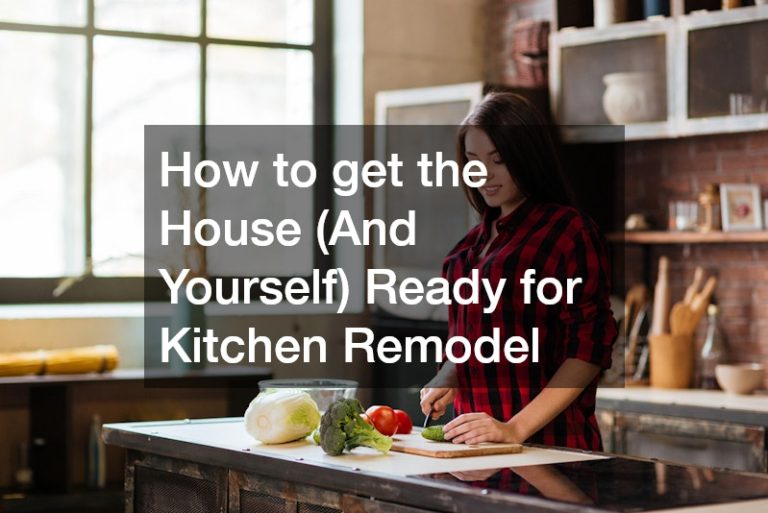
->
[423, 408, 433, 429]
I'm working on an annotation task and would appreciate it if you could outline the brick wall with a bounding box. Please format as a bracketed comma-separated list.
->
[622, 131, 768, 379]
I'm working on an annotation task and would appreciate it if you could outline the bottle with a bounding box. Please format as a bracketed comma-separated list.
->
[87, 414, 106, 489]
[698, 184, 721, 233]
[698, 304, 727, 389]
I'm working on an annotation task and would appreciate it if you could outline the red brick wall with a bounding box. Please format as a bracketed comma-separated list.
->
[622, 131, 768, 377]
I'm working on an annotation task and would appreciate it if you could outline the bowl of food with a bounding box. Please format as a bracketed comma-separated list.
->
[715, 364, 765, 395]
[258, 379, 357, 412]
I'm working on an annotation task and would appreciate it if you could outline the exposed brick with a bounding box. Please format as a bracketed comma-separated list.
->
[747, 133, 768, 153]
[667, 153, 718, 174]
[720, 154, 768, 173]
[691, 133, 747, 154]
[754, 287, 768, 303]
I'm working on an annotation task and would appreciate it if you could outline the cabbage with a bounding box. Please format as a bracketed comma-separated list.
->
[244, 390, 321, 444]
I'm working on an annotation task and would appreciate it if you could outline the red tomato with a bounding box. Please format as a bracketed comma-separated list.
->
[394, 409, 413, 434]
[365, 405, 397, 436]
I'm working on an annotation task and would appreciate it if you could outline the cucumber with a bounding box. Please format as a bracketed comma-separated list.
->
[421, 425, 446, 442]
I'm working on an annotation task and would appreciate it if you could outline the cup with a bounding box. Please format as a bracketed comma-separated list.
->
[668, 201, 699, 231]
[730, 93, 757, 115]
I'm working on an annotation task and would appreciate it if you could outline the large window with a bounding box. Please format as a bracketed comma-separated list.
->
[0, 0, 332, 302]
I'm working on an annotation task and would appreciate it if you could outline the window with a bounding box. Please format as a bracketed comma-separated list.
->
[0, 0, 332, 303]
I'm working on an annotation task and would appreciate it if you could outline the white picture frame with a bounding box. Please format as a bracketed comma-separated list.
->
[764, 200, 768, 230]
[720, 184, 763, 232]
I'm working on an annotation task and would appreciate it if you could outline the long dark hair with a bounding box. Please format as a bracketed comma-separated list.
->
[456, 92, 573, 216]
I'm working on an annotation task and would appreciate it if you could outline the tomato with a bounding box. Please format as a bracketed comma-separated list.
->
[365, 405, 398, 436]
[394, 409, 413, 434]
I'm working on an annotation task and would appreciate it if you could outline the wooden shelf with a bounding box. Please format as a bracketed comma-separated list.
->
[608, 231, 768, 244]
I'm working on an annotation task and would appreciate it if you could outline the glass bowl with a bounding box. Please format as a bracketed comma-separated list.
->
[258, 379, 358, 412]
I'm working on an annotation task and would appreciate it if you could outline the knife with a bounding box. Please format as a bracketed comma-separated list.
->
[423, 408, 433, 429]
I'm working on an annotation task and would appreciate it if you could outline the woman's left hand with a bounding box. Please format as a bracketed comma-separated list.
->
[443, 413, 520, 445]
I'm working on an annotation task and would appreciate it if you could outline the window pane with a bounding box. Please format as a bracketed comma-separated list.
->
[0, 0, 86, 26]
[207, 0, 312, 45]
[0, 32, 85, 277]
[92, 36, 199, 276]
[95, 0, 200, 36]
[207, 45, 313, 124]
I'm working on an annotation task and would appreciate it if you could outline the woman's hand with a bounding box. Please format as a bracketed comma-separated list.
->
[419, 387, 455, 420]
[420, 362, 458, 421]
[443, 412, 520, 445]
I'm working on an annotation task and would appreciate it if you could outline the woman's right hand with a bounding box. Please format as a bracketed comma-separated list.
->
[419, 387, 455, 420]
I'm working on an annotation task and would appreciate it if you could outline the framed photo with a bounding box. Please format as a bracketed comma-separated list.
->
[720, 184, 763, 232]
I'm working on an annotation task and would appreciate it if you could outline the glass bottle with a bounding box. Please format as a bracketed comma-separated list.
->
[698, 304, 727, 390]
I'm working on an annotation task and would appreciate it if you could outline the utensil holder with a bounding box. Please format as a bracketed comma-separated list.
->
[649, 334, 694, 388]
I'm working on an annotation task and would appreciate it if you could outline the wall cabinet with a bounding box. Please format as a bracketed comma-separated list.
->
[550, 5, 768, 141]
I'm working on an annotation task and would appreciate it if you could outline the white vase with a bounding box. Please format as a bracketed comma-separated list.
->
[594, 0, 627, 28]
[602, 72, 663, 124]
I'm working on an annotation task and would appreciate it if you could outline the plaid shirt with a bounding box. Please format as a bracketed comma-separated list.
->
[442, 199, 617, 451]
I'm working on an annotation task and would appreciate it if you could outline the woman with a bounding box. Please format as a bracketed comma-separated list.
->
[420, 93, 618, 451]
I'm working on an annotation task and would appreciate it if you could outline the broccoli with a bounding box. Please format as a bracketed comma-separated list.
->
[319, 398, 393, 456]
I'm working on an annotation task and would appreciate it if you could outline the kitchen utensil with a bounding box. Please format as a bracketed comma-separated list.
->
[683, 267, 705, 305]
[625, 306, 649, 375]
[690, 276, 717, 316]
[624, 284, 650, 336]
[633, 344, 651, 382]
[391, 432, 523, 458]
[715, 364, 765, 395]
[423, 408, 433, 429]
[670, 302, 697, 336]
[650, 333, 695, 388]
[650, 256, 671, 336]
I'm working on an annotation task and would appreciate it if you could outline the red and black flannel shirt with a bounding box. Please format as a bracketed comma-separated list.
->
[442, 199, 618, 451]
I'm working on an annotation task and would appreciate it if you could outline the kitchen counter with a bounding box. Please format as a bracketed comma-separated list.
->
[104, 417, 768, 513]
[597, 387, 768, 426]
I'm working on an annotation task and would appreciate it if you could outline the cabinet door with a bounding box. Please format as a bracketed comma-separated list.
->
[229, 471, 342, 513]
[127, 451, 227, 513]
[230, 471, 442, 513]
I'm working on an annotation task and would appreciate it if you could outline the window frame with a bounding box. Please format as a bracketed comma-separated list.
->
[0, 0, 334, 304]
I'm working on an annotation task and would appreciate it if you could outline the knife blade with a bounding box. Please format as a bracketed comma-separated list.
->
[423, 408, 433, 429]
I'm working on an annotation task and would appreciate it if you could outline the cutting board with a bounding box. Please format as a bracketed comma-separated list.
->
[391, 433, 523, 458]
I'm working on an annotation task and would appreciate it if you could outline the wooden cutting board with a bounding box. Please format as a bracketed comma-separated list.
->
[391, 433, 523, 458]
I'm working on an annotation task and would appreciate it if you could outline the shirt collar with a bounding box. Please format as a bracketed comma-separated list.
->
[480, 198, 537, 236]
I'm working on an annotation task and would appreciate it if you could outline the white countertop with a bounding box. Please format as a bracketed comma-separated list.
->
[597, 387, 768, 413]
[107, 417, 768, 513]
[128, 418, 605, 476]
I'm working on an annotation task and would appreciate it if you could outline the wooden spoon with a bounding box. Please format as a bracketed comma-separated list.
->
[683, 267, 704, 306]
[670, 302, 697, 336]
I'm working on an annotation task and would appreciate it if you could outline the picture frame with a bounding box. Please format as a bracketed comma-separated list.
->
[765, 200, 768, 230]
[720, 184, 763, 232]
